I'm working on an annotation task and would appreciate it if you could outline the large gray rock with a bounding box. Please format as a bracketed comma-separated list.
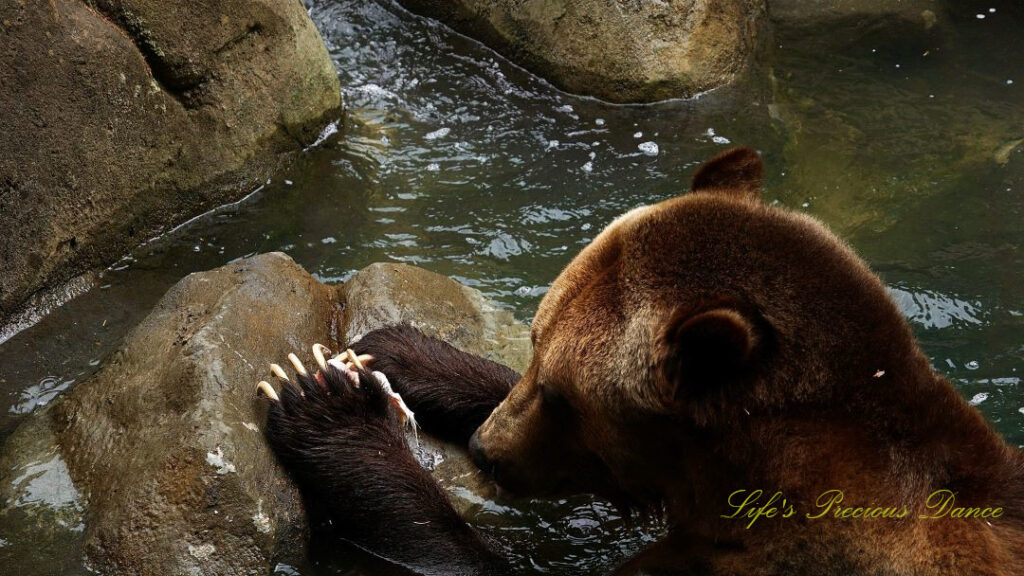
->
[0, 255, 529, 575]
[394, 0, 766, 103]
[0, 0, 342, 326]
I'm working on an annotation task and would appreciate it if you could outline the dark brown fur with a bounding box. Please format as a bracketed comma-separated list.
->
[351, 324, 518, 444]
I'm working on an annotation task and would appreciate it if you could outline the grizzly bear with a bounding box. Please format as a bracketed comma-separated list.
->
[261, 147, 1024, 575]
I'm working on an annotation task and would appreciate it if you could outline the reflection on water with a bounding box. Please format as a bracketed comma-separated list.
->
[0, 0, 1021, 573]
[8, 376, 75, 415]
[888, 287, 984, 330]
[8, 451, 84, 526]
[472, 497, 664, 573]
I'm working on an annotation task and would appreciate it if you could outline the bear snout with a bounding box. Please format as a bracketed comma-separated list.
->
[468, 429, 494, 473]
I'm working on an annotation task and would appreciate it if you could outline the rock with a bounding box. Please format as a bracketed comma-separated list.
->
[392, 0, 766, 103]
[51, 252, 337, 576]
[342, 262, 531, 372]
[0, 0, 342, 326]
[0, 255, 530, 574]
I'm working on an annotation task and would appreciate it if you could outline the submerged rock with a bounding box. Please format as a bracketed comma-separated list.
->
[0, 254, 529, 575]
[393, 0, 767, 103]
[768, 0, 941, 28]
[0, 0, 342, 326]
[763, 2, 1016, 238]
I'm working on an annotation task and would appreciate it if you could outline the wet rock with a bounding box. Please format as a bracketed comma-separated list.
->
[0, 255, 529, 574]
[342, 262, 531, 372]
[393, 0, 767, 103]
[50, 252, 337, 575]
[0, 0, 342, 326]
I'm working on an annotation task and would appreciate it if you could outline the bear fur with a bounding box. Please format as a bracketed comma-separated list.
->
[265, 147, 1024, 575]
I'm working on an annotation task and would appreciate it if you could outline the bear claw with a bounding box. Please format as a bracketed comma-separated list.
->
[373, 370, 418, 439]
[312, 343, 331, 371]
[270, 362, 305, 396]
[256, 380, 280, 401]
[259, 346, 415, 442]
[326, 353, 359, 387]
[270, 363, 290, 382]
[345, 348, 366, 371]
[327, 349, 373, 374]
[287, 353, 308, 377]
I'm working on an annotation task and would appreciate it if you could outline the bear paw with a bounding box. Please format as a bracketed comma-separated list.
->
[258, 344, 418, 479]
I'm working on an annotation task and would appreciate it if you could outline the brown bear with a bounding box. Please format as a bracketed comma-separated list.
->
[261, 147, 1024, 575]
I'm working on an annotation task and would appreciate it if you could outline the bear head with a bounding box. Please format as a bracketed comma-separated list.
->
[469, 147, 934, 513]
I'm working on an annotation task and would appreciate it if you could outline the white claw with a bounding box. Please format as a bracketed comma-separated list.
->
[256, 381, 280, 401]
[326, 356, 362, 387]
[373, 371, 418, 444]
[329, 350, 372, 370]
[346, 348, 365, 371]
[270, 363, 290, 382]
[312, 343, 330, 371]
[288, 353, 308, 377]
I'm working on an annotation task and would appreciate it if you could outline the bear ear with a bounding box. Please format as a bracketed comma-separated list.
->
[653, 304, 761, 406]
[691, 147, 764, 201]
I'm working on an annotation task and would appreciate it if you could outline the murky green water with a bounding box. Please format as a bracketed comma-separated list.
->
[0, 0, 1021, 573]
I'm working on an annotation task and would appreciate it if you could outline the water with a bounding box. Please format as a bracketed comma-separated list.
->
[0, 0, 1021, 573]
